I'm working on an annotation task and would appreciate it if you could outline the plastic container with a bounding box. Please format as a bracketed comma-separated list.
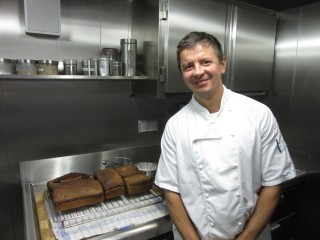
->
[134, 162, 158, 179]
[98, 58, 110, 76]
[63, 59, 77, 75]
[38, 60, 59, 75]
[16, 59, 37, 75]
[0, 58, 12, 75]
[120, 38, 137, 76]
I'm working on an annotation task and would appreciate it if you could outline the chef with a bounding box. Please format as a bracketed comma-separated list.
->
[154, 31, 296, 240]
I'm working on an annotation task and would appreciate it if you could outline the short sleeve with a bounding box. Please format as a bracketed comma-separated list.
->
[154, 119, 180, 193]
[260, 108, 296, 186]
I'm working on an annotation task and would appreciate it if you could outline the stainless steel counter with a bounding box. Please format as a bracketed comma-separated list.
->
[20, 145, 172, 240]
[20, 145, 307, 240]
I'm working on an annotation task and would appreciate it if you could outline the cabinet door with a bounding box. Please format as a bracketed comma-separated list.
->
[225, 6, 277, 92]
[162, 0, 227, 94]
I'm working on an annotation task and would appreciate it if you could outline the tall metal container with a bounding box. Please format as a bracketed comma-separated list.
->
[120, 38, 137, 76]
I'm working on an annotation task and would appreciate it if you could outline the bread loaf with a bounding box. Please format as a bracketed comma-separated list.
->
[115, 164, 145, 178]
[47, 172, 93, 192]
[124, 174, 153, 196]
[51, 179, 104, 212]
[94, 168, 125, 199]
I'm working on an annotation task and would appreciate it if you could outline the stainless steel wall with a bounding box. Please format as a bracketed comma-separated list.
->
[0, 0, 131, 60]
[0, 1, 181, 239]
[267, 2, 320, 238]
[271, 2, 320, 172]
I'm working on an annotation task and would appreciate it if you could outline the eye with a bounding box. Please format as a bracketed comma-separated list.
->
[202, 60, 211, 66]
[182, 64, 193, 71]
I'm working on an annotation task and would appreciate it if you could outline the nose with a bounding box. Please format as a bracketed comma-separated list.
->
[193, 63, 204, 77]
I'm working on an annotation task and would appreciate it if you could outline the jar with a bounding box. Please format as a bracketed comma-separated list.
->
[82, 59, 98, 76]
[0, 58, 12, 75]
[109, 61, 123, 76]
[16, 59, 37, 75]
[98, 58, 110, 76]
[120, 39, 137, 76]
[63, 59, 77, 75]
[38, 60, 59, 75]
[143, 41, 158, 76]
[101, 48, 119, 61]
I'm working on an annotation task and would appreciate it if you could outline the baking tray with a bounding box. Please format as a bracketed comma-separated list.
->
[45, 189, 164, 228]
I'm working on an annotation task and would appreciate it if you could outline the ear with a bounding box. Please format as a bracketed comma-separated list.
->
[220, 56, 227, 74]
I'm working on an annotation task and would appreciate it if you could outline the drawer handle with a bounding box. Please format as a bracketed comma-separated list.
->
[270, 222, 281, 232]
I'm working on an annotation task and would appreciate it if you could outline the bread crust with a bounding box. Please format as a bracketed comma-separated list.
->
[94, 168, 125, 199]
[124, 174, 153, 196]
[51, 179, 104, 212]
[115, 164, 145, 178]
[47, 172, 93, 192]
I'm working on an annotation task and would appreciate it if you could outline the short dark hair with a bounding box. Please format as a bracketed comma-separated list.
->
[176, 31, 224, 72]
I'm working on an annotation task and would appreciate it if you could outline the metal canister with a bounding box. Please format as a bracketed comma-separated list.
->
[63, 59, 77, 75]
[120, 38, 137, 76]
[38, 60, 59, 75]
[109, 61, 123, 76]
[82, 59, 98, 76]
[143, 41, 158, 76]
[0, 58, 12, 75]
[16, 59, 37, 75]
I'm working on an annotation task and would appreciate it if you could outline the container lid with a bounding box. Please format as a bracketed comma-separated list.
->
[101, 48, 119, 56]
[143, 41, 157, 46]
[38, 60, 59, 65]
[16, 59, 37, 64]
[120, 38, 137, 44]
[63, 59, 77, 64]
[0, 58, 11, 63]
[82, 59, 97, 66]
[98, 57, 110, 61]
[110, 61, 123, 66]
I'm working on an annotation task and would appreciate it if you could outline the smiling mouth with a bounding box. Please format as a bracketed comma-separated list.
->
[193, 79, 208, 84]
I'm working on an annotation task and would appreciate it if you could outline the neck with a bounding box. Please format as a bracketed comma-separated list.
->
[194, 85, 224, 113]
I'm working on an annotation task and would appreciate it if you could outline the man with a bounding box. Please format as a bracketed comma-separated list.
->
[154, 31, 296, 240]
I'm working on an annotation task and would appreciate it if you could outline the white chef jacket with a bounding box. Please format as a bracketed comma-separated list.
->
[155, 86, 296, 240]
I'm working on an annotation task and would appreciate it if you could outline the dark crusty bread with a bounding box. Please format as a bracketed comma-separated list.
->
[115, 164, 145, 178]
[51, 179, 104, 212]
[47, 172, 94, 192]
[124, 174, 153, 196]
[94, 167, 125, 199]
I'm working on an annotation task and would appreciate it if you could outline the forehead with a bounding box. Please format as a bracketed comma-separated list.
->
[180, 44, 217, 61]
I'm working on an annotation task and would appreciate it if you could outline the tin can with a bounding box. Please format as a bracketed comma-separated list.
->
[82, 59, 98, 76]
[63, 59, 77, 75]
[110, 61, 123, 76]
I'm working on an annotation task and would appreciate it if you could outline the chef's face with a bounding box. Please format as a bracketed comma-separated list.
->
[179, 44, 226, 99]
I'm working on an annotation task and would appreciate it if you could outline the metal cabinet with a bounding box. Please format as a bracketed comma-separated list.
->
[224, 6, 277, 93]
[270, 184, 303, 240]
[132, 0, 227, 98]
[132, 1, 277, 98]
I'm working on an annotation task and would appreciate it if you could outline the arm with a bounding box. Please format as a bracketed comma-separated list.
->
[235, 185, 282, 240]
[164, 189, 200, 240]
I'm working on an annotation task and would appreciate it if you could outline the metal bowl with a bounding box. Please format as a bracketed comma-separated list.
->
[134, 162, 158, 179]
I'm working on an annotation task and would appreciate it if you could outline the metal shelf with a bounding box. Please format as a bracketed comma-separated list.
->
[0, 75, 158, 81]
